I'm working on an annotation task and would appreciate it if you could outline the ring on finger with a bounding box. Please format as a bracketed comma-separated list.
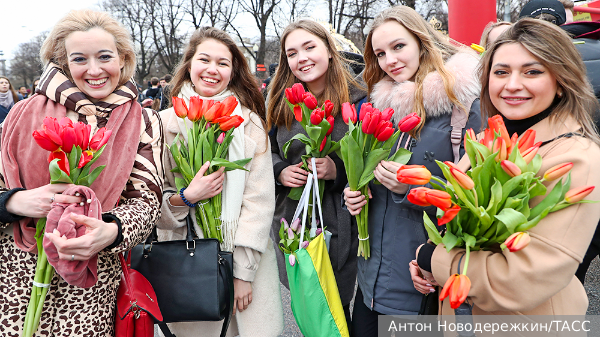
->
[50, 194, 55, 203]
[71, 254, 75, 262]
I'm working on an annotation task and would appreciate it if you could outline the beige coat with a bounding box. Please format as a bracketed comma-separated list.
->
[432, 115, 600, 320]
[156, 106, 283, 337]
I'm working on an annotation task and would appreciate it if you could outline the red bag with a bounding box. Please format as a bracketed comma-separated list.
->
[115, 253, 163, 337]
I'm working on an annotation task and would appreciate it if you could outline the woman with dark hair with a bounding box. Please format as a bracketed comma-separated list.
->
[157, 26, 283, 337]
[0, 76, 20, 122]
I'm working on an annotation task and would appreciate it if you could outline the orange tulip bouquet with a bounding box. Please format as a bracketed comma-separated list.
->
[338, 104, 421, 259]
[25, 117, 111, 336]
[282, 83, 339, 201]
[401, 115, 596, 310]
[169, 96, 250, 241]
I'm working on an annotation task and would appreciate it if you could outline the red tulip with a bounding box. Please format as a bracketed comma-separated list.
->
[89, 128, 112, 152]
[74, 122, 91, 150]
[323, 100, 334, 117]
[326, 116, 335, 136]
[374, 120, 394, 141]
[78, 151, 93, 168]
[42, 117, 62, 146]
[49, 150, 70, 175]
[294, 105, 303, 122]
[184, 96, 202, 122]
[398, 112, 421, 132]
[503, 232, 530, 252]
[440, 274, 471, 309]
[450, 167, 474, 190]
[500, 160, 521, 177]
[518, 129, 536, 153]
[407, 187, 432, 207]
[59, 117, 73, 128]
[310, 110, 323, 125]
[396, 165, 432, 185]
[33, 130, 60, 152]
[292, 83, 305, 104]
[172, 97, 189, 118]
[341, 102, 357, 124]
[303, 92, 318, 110]
[438, 204, 460, 226]
[320, 138, 327, 151]
[521, 145, 539, 164]
[488, 115, 511, 145]
[425, 189, 453, 211]
[219, 96, 238, 118]
[480, 128, 494, 150]
[543, 162, 573, 181]
[444, 161, 460, 171]
[362, 109, 381, 135]
[60, 125, 77, 153]
[359, 103, 374, 122]
[219, 115, 244, 131]
[285, 88, 297, 105]
[565, 186, 595, 203]
[381, 108, 394, 121]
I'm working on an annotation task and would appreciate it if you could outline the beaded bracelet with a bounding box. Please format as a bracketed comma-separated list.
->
[179, 188, 197, 207]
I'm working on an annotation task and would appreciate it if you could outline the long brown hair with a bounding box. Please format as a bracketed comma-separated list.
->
[363, 5, 465, 136]
[266, 19, 357, 130]
[170, 27, 266, 121]
[480, 18, 600, 145]
[0, 76, 20, 103]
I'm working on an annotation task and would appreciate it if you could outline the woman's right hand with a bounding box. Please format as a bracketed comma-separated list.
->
[278, 162, 309, 188]
[179, 161, 225, 204]
[5, 183, 82, 219]
[343, 187, 372, 216]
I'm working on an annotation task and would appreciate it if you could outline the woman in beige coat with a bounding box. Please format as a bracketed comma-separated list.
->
[413, 18, 600, 320]
[156, 27, 283, 337]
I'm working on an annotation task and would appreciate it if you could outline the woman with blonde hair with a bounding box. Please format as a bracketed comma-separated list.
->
[344, 5, 481, 336]
[267, 19, 367, 326]
[479, 21, 512, 50]
[413, 19, 600, 322]
[0, 9, 163, 336]
[156, 26, 283, 337]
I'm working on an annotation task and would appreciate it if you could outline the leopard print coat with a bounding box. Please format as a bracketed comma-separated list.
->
[0, 106, 164, 337]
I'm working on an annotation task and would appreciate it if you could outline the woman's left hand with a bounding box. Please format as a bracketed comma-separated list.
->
[313, 156, 337, 180]
[374, 161, 409, 194]
[44, 213, 119, 261]
[233, 278, 253, 315]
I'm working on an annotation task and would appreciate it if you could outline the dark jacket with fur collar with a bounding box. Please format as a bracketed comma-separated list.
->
[357, 51, 482, 315]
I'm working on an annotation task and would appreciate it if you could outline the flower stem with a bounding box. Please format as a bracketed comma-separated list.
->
[462, 245, 471, 275]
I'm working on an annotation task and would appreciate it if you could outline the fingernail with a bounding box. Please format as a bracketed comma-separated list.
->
[411, 260, 417, 263]
[53, 229, 59, 235]
[426, 284, 432, 287]
[429, 288, 436, 293]
[62, 235, 67, 239]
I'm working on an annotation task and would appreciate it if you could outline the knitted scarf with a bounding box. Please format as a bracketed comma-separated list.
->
[2, 63, 142, 253]
[0, 91, 14, 110]
[175, 82, 246, 252]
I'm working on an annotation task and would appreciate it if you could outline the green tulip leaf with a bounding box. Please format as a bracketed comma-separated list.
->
[442, 231, 460, 251]
[529, 154, 543, 174]
[288, 186, 303, 200]
[494, 208, 528, 233]
[174, 177, 187, 192]
[463, 233, 476, 248]
[389, 147, 412, 165]
[464, 138, 479, 169]
[358, 148, 389, 188]
[529, 180, 564, 219]
[210, 157, 251, 171]
[283, 134, 312, 158]
[326, 140, 340, 156]
[423, 212, 443, 245]
[346, 135, 363, 190]
[529, 180, 547, 199]
[49, 159, 74, 184]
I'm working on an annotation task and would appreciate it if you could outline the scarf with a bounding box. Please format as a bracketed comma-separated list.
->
[0, 91, 14, 110]
[2, 64, 142, 253]
[176, 82, 246, 252]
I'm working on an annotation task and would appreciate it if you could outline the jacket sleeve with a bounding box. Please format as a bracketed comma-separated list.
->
[106, 108, 164, 253]
[270, 126, 290, 183]
[431, 137, 600, 312]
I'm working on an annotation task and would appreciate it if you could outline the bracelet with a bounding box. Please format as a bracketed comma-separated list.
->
[179, 188, 197, 207]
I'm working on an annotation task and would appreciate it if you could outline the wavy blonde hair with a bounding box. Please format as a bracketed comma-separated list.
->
[479, 18, 600, 145]
[363, 5, 465, 137]
[40, 9, 135, 87]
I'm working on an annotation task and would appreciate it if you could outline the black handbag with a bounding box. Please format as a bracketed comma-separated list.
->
[129, 214, 234, 337]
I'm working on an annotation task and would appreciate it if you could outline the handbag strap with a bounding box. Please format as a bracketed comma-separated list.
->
[219, 254, 234, 337]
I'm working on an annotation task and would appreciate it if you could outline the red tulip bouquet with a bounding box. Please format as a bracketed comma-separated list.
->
[402, 115, 596, 309]
[169, 96, 250, 241]
[338, 104, 421, 259]
[282, 83, 339, 201]
[25, 117, 111, 337]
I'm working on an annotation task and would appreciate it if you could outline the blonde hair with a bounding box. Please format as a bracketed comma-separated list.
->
[557, 0, 574, 11]
[480, 21, 512, 50]
[480, 18, 600, 145]
[363, 5, 464, 137]
[266, 19, 358, 130]
[40, 9, 135, 88]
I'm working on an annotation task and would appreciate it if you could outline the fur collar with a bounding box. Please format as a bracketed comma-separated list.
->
[370, 51, 481, 125]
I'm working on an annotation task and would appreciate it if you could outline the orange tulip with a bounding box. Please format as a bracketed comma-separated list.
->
[450, 167, 474, 190]
[543, 162, 573, 181]
[407, 187, 432, 207]
[493, 137, 508, 162]
[172, 97, 189, 119]
[396, 165, 432, 185]
[219, 96, 238, 118]
[187, 96, 203, 121]
[500, 160, 521, 177]
[425, 189, 453, 211]
[503, 232, 530, 252]
[565, 186, 595, 203]
[509, 132, 518, 154]
[518, 129, 536, 152]
[480, 128, 494, 151]
[488, 115, 511, 145]
[465, 128, 477, 149]
[204, 101, 224, 122]
[438, 204, 460, 226]
[219, 115, 244, 131]
[444, 161, 460, 171]
[521, 145, 539, 164]
[440, 274, 471, 309]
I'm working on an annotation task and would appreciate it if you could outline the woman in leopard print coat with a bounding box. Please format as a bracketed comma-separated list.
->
[0, 10, 163, 337]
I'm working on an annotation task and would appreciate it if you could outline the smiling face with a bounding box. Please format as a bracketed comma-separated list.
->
[65, 27, 124, 102]
[489, 43, 558, 120]
[371, 20, 421, 83]
[284, 28, 331, 95]
[189, 39, 232, 97]
[0, 79, 9, 93]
